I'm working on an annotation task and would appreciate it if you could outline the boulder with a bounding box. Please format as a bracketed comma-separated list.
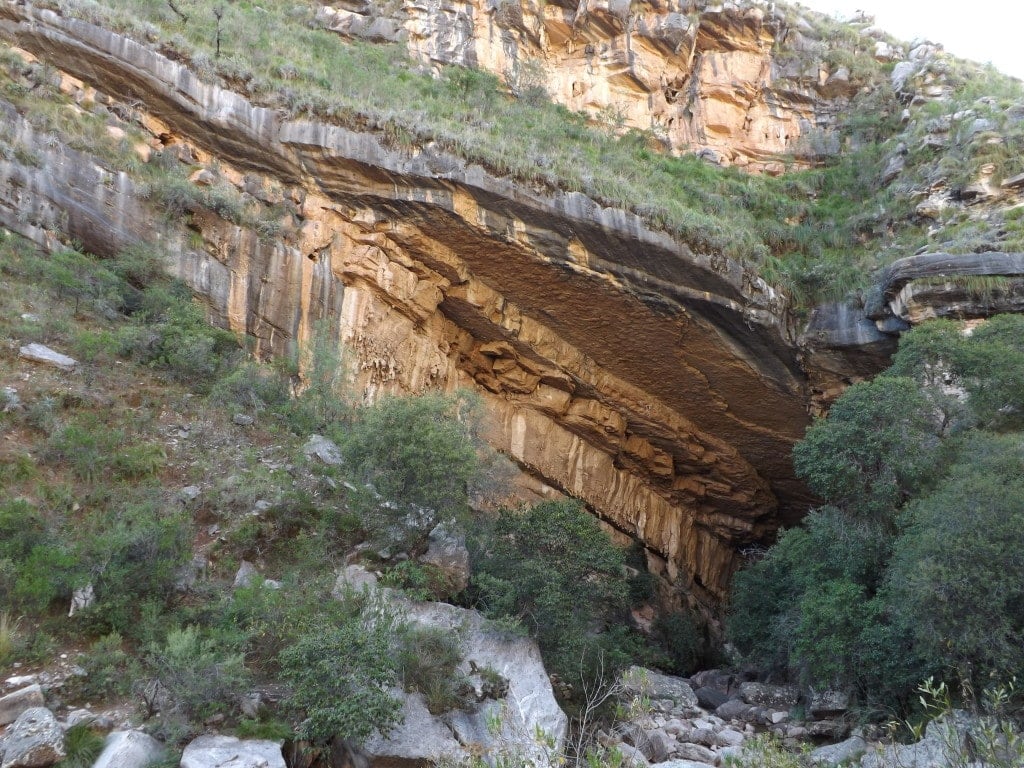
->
[18, 344, 77, 371]
[674, 741, 717, 763]
[364, 599, 566, 766]
[694, 686, 729, 710]
[92, 731, 165, 768]
[615, 742, 650, 767]
[689, 669, 734, 691]
[739, 682, 800, 710]
[650, 761, 716, 768]
[67, 583, 95, 617]
[644, 728, 672, 762]
[860, 710, 997, 768]
[715, 699, 753, 721]
[621, 724, 670, 763]
[179, 485, 202, 503]
[303, 434, 343, 466]
[807, 719, 850, 740]
[180, 735, 285, 768]
[362, 691, 463, 764]
[62, 710, 95, 730]
[331, 564, 379, 597]
[0, 686, 45, 727]
[419, 523, 470, 593]
[809, 689, 850, 718]
[233, 560, 260, 589]
[621, 667, 698, 713]
[0, 707, 65, 768]
[714, 727, 745, 748]
[810, 734, 866, 766]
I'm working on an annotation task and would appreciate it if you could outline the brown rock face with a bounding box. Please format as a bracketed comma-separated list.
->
[318, 0, 858, 171]
[0, 4, 814, 607]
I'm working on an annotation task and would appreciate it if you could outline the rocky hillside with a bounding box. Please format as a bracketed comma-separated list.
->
[1, 0, 1023, 613]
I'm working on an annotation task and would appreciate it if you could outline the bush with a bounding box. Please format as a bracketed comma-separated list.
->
[793, 376, 945, 525]
[278, 606, 402, 743]
[0, 499, 73, 612]
[146, 626, 250, 722]
[730, 319, 1024, 711]
[70, 632, 139, 700]
[56, 724, 105, 768]
[394, 624, 467, 714]
[343, 391, 480, 549]
[278, 319, 352, 434]
[210, 360, 291, 412]
[118, 284, 240, 390]
[883, 433, 1024, 685]
[470, 500, 632, 684]
[72, 501, 191, 635]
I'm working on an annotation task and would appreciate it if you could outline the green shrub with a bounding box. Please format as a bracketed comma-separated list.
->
[73, 501, 191, 635]
[118, 285, 240, 390]
[650, 611, 704, 676]
[235, 717, 293, 741]
[730, 319, 1024, 710]
[56, 724, 105, 768]
[0, 612, 21, 666]
[394, 624, 467, 714]
[279, 607, 402, 743]
[793, 376, 945, 525]
[147, 626, 250, 722]
[210, 360, 291, 412]
[883, 433, 1024, 685]
[71, 632, 139, 700]
[343, 391, 481, 550]
[0, 500, 73, 612]
[723, 735, 809, 768]
[470, 500, 633, 684]
[278, 319, 352, 434]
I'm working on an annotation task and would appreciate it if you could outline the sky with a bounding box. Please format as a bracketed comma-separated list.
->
[796, 1, 1024, 80]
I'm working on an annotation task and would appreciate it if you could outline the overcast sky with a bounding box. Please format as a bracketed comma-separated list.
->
[795, 0, 1024, 80]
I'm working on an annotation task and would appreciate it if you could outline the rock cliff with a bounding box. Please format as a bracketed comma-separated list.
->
[2, 0, 1023, 613]
[0, 4, 814, 609]
[319, 0, 866, 173]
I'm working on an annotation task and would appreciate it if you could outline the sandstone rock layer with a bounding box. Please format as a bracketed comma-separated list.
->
[319, 0, 862, 172]
[0, 4, 814, 606]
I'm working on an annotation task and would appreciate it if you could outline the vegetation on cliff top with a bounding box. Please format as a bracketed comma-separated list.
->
[8, 0, 1019, 307]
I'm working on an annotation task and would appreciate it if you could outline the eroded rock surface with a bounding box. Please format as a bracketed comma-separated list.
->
[319, 0, 868, 172]
[0, 4, 816, 607]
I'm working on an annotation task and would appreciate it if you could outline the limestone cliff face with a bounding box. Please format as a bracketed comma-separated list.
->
[319, 0, 863, 172]
[0, 4, 815, 608]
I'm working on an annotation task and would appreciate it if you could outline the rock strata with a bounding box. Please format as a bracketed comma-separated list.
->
[319, 0, 871, 171]
[0, 3, 814, 608]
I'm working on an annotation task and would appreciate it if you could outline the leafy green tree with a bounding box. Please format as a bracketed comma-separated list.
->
[732, 318, 1024, 711]
[955, 315, 1024, 430]
[342, 392, 480, 549]
[469, 500, 632, 682]
[793, 376, 944, 524]
[884, 432, 1024, 684]
[727, 507, 891, 679]
[40, 247, 120, 314]
[888, 318, 970, 432]
[279, 609, 402, 743]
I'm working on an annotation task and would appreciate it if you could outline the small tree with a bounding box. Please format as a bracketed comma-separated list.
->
[793, 375, 945, 526]
[470, 500, 632, 683]
[279, 608, 402, 744]
[343, 391, 480, 549]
